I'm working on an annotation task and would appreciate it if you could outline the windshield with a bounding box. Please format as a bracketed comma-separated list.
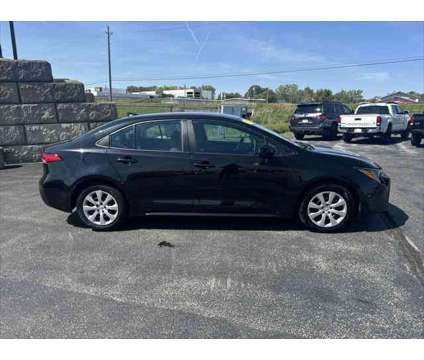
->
[295, 104, 323, 114]
[356, 105, 390, 115]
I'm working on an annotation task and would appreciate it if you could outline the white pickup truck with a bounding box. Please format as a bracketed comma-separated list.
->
[339, 103, 410, 143]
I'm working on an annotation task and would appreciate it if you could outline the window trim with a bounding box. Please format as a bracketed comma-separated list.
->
[96, 119, 188, 153]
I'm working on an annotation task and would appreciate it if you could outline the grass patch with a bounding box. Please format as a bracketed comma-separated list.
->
[97, 98, 424, 134]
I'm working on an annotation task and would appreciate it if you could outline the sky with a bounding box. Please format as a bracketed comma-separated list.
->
[0, 21, 423, 97]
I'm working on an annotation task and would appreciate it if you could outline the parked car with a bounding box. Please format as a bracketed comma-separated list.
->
[39, 112, 390, 232]
[289, 101, 352, 140]
[339, 103, 410, 143]
[409, 113, 424, 146]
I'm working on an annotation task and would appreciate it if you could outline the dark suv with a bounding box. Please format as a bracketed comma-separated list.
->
[409, 113, 424, 146]
[40, 112, 390, 233]
[289, 101, 352, 140]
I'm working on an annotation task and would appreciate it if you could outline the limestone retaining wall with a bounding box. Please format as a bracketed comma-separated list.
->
[0, 58, 117, 164]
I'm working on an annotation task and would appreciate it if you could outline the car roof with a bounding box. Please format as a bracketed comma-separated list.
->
[126, 111, 244, 122]
[88, 112, 246, 139]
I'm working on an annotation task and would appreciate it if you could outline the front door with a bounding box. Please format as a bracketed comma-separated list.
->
[188, 119, 294, 215]
[106, 119, 196, 214]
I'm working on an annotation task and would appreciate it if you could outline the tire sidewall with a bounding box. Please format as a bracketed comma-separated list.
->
[299, 184, 355, 232]
[411, 133, 421, 146]
[76, 185, 126, 230]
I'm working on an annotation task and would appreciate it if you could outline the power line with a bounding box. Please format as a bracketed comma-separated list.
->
[136, 22, 209, 33]
[85, 56, 423, 85]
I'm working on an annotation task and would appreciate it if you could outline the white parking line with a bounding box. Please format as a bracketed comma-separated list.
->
[396, 142, 419, 156]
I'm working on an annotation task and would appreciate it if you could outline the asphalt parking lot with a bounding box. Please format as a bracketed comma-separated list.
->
[1, 136, 423, 338]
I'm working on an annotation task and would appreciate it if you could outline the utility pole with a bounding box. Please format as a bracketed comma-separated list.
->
[106, 25, 113, 102]
[9, 21, 18, 60]
[0, 22, 3, 58]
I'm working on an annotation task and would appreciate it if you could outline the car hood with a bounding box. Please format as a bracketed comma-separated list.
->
[311, 145, 380, 168]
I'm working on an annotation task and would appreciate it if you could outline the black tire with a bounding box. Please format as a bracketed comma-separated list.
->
[343, 133, 353, 143]
[400, 129, 409, 140]
[299, 184, 355, 233]
[382, 124, 392, 143]
[76, 185, 127, 230]
[323, 125, 338, 140]
[294, 132, 304, 140]
[411, 133, 422, 146]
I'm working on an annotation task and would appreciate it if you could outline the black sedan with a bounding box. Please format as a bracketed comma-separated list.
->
[39, 112, 390, 232]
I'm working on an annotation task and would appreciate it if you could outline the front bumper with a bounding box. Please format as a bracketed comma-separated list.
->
[359, 174, 391, 213]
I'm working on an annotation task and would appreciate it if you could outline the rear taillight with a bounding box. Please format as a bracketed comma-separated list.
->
[41, 153, 62, 164]
[376, 116, 382, 127]
[336, 116, 341, 124]
[319, 114, 327, 121]
[409, 116, 416, 126]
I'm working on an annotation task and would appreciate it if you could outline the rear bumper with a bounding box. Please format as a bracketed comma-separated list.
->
[339, 126, 382, 135]
[39, 173, 72, 213]
[411, 128, 424, 136]
[289, 122, 333, 134]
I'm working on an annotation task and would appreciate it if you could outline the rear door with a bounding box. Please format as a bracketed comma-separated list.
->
[106, 119, 196, 214]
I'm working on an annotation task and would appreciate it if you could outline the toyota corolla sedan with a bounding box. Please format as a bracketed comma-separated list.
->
[39, 112, 390, 232]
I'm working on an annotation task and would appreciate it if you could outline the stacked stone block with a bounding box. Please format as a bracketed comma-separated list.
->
[0, 58, 117, 164]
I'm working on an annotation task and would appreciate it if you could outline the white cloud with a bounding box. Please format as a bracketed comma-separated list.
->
[358, 72, 391, 81]
[243, 38, 328, 65]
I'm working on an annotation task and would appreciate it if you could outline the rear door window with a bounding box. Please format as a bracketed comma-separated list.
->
[135, 120, 182, 152]
[110, 126, 135, 149]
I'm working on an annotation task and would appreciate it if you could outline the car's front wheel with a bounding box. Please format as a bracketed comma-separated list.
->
[76, 185, 127, 230]
[299, 184, 355, 232]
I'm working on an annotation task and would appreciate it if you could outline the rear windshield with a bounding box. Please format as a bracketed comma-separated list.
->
[295, 104, 323, 114]
[356, 105, 390, 115]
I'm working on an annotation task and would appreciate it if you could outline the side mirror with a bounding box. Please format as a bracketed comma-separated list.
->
[258, 145, 275, 159]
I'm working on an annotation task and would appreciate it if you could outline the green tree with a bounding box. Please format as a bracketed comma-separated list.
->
[245, 85, 265, 99]
[315, 88, 333, 101]
[223, 92, 242, 99]
[275, 84, 301, 103]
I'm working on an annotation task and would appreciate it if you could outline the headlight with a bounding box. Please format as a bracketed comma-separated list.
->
[356, 167, 381, 182]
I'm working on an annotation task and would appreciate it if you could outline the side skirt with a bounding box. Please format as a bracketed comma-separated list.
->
[144, 212, 281, 218]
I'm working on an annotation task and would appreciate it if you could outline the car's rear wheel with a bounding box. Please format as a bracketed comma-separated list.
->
[299, 184, 354, 232]
[411, 132, 421, 146]
[400, 129, 409, 140]
[323, 125, 338, 140]
[343, 133, 353, 143]
[294, 132, 304, 140]
[76, 185, 127, 230]
[382, 124, 392, 143]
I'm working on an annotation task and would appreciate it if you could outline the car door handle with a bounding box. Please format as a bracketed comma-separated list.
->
[193, 161, 215, 169]
[116, 156, 137, 165]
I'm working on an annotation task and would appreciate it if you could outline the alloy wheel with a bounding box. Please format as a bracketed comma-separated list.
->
[307, 191, 347, 228]
[82, 190, 119, 226]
